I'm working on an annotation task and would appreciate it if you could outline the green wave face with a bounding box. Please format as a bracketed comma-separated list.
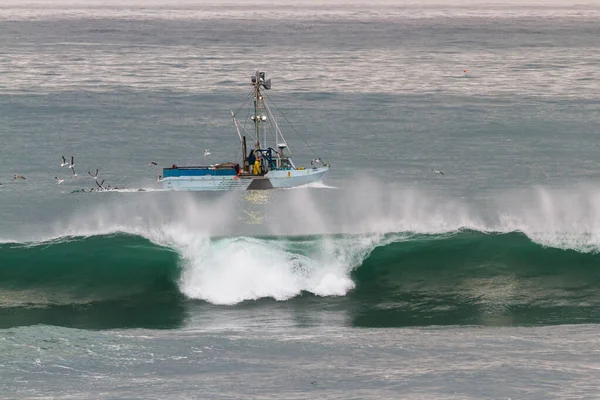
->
[350, 231, 600, 327]
[2, 231, 600, 329]
[0, 234, 185, 329]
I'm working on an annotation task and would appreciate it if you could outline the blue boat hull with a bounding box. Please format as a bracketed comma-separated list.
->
[161, 166, 328, 191]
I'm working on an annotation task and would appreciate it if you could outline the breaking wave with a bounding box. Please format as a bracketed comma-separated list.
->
[4, 183, 600, 328]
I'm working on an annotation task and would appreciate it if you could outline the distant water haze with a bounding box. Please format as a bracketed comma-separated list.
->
[3, 0, 600, 5]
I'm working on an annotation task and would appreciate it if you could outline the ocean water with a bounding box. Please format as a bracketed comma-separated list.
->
[2, 1, 600, 398]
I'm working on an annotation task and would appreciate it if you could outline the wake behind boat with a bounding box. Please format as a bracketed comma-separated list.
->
[161, 71, 330, 191]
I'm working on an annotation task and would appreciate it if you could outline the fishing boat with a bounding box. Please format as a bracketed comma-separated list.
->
[161, 71, 330, 191]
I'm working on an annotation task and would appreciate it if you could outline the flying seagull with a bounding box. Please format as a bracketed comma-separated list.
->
[61, 156, 69, 167]
[204, 149, 211, 157]
[70, 156, 77, 176]
[88, 169, 99, 180]
[14, 175, 26, 180]
[433, 169, 445, 176]
[55, 176, 64, 184]
[149, 161, 158, 166]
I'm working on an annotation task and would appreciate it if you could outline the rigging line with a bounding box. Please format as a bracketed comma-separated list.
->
[231, 89, 258, 143]
[264, 102, 285, 142]
[263, 92, 320, 158]
[226, 90, 254, 158]
[263, 101, 291, 155]
[241, 107, 255, 141]
[264, 112, 282, 151]
[232, 89, 254, 118]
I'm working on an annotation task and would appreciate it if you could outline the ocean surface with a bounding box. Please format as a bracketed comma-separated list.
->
[2, 1, 600, 398]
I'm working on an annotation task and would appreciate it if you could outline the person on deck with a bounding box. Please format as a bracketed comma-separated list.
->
[253, 158, 261, 175]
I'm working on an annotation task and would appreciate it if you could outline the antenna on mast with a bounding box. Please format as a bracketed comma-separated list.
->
[251, 72, 272, 90]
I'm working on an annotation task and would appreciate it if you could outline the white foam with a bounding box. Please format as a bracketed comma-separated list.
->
[177, 234, 383, 305]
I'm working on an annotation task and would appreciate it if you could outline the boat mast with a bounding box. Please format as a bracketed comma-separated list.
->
[251, 71, 272, 151]
[253, 74, 260, 150]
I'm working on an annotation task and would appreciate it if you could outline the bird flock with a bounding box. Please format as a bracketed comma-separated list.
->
[2, 150, 214, 190]
[54, 155, 116, 192]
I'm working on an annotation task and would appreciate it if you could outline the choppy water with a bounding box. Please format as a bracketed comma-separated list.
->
[2, 1, 600, 398]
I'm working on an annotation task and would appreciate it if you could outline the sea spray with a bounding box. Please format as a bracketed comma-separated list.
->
[492, 185, 600, 252]
[48, 191, 240, 244]
[15, 178, 600, 251]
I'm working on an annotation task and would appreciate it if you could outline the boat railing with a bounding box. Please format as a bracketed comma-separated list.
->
[163, 164, 238, 171]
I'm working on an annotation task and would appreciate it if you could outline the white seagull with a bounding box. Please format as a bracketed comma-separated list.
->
[149, 161, 158, 166]
[55, 176, 64, 184]
[70, 156, 77, 177]
[61, 156, 69, 168]
[204, 149, 211, 157]
[88, 169, 99, 180]
[433, 169, 445, 176]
